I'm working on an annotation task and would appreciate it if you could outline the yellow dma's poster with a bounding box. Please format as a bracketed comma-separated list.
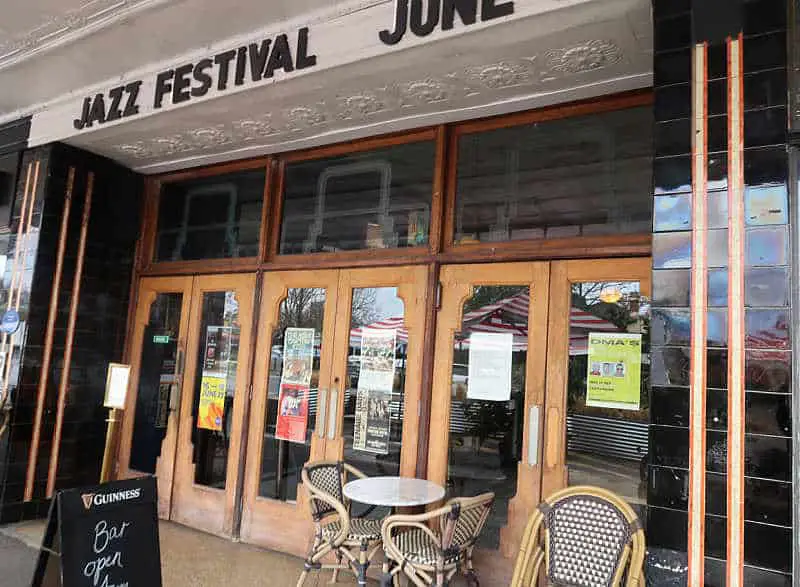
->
[198, 374, 226, 431]
[586, 332, 642, 411]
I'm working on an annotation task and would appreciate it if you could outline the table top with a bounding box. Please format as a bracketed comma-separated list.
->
[343, 476, 446, 507]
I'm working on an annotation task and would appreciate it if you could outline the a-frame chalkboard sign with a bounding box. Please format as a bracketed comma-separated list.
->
[31, 476, 162, 587]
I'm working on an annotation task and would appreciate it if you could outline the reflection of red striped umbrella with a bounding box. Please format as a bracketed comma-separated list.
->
[349, 316, 408, 346]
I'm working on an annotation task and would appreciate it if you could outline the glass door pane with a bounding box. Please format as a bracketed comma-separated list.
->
[260, 287, 327, 501]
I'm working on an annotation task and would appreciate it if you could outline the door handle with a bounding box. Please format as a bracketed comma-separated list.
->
[326, 384, 339, 440]
[175, 348, 185, 376]
[316, 388, 328, 438]
[527, 405, 540, 466]
[169, 347, 184, 414]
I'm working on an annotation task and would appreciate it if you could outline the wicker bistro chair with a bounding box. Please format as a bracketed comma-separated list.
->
[297, 461, 385, 587]
[380, 492, 495, 587]
[510, 486, 646, 587]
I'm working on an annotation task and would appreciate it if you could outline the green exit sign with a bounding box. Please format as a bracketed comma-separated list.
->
[153, 335, 171, 344]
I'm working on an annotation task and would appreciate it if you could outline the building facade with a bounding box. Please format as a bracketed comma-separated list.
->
[0, 0, 795, 584]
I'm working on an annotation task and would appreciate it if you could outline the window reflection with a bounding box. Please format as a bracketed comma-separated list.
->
[565, 282, 650, 518]
[455, 107, 652, 243]
[447, 285, 528, 550]
[279, 142, 435, 254]
[260, 288, 325, 501]
[344, 287, 406, 478]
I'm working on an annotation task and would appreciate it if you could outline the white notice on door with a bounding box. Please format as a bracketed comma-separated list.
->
[467, 332, 513, 401]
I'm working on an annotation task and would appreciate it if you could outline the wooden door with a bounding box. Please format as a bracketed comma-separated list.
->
[326, 266, 429, 477]
[170, 273, 256, 537]
[541, 258, 651, 508]
[239, 269, 340, 555]
[427, 262, 550, 561]
[118, 276, 193, 519]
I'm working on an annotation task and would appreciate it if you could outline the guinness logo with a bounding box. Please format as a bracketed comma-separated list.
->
[81, 493, 95, 510]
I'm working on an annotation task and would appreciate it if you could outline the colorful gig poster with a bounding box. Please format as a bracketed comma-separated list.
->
[275, 383, 310, 443]
[197, 374, 226, 431]
[275, 327, 315, 443]
[353, 328, 396, 454]
[586, 332, 642, 411]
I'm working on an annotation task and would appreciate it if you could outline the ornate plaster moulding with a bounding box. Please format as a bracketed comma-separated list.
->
[0, 0, 172, 71]
[110, 39, 627, 163]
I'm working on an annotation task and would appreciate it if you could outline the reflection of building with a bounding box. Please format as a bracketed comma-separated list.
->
[0, 2, 794, 584]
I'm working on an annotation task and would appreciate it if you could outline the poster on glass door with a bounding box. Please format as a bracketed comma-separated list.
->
[586, 332, 642, 410]
[197, 326, 233, 431]
[467, 332, 513, 401]
[353, 328, 396, 454]
[275, 327, 315, 443]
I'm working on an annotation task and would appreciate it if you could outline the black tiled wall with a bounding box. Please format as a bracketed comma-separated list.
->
[650, 0, 791, 585]
[0, 143, 142, 522]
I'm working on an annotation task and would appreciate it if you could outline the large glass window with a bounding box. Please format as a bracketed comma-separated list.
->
[454, 106, 653, 243]
[279, 141, 435, 254]
[155, 169, 265, 262]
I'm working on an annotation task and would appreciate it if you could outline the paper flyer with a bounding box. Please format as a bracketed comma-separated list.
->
[353, 388, 391, 455]
[282, 327, 315, 385]
[358, 328, 396, 392]
[275, 383, 310, 443]
[586, 332, 642, 410]
[467, 332, 513, 401]
[197, 374, 226, 431]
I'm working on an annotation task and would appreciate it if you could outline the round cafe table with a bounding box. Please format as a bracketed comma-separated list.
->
[343, 476, 445, 508]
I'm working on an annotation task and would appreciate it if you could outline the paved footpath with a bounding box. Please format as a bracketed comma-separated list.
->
[0, 532, 37, 587]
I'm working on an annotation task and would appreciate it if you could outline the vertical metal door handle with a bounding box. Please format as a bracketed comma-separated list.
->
[327, 386, 339, 440]
[175, 348, 185, 376]
[527, 405, 540, 466]
[316, 388, 328, 438]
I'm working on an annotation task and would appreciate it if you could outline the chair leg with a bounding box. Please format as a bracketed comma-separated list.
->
[355, 539, 370, 586]
[331, 550, 343, 583]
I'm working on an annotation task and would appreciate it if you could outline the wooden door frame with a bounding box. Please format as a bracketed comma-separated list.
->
[239, 269, 341, 556]
[540, 258, 652, 500]
[426, 261, 551, 559]
[117, 275, 194, 519]
[170, 273, 257, 538]
[327, 265, 430, 477]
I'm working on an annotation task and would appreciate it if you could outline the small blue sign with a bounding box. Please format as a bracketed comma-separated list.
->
[0, 310, 20, 335]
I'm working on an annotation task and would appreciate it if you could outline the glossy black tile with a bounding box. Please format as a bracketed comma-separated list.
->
[708, 349, 728, 388]
[653, 232, 692, 269]
[653, 0, 690, 21]
[744, 522, 791, 572]
[743, 566, 791, 587]
[707, 190, 728, 229]
[653, 194, 691, 232]
[744, 108, 787, 147]
[708, 79, 727, 116]
[654, 49, 692, 87]
[704, 514, 727, 560]
[655, 14, 692, 53]
[648, 466, 689, 509]
[708, 153, 729, 190]
[707, 309, 728, 348]
[745, 477, 791, 526]
[708, 268, 728, 307]
[654, 156, 691, 194]
[743, 32, 787, 73]
[652, 309, 690, 346]
[704, 557, 727, 587]
[747, 392, 791, 437]
[707, 229, 729, 268]
[651, 386, 690, 427]
[652, 270, 690, 307]
[647, 507, 688, 551]
[705, 472, 727, 516]
[708, 115, 729, 152]
[745, 349, 791, 393]
[656, 118, 692, 156]
[655, 84, 691, 121]
[746, 226, 788, 266]
[745, 435, 791, 480]
[744, 70, 788, 110]
[651, 346, 691, 386]
[745, 309, 790, 350]
[706, 431, 727, 473]
[650, 426, 690, 468]
[743, 0, 787, 37]
[745, 185, 788, 226]
[744, 146, 787, 187]
[707, 388, 727, 431]
[707, 43, 728, 81]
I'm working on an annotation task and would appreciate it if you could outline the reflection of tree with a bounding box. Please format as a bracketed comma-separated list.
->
[463, 286, 526, 313]
[279, 288, 325, 331]
[350, 288, 380, 328]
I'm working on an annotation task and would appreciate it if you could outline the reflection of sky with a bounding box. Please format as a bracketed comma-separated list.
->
[372, 287, 404, 320]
